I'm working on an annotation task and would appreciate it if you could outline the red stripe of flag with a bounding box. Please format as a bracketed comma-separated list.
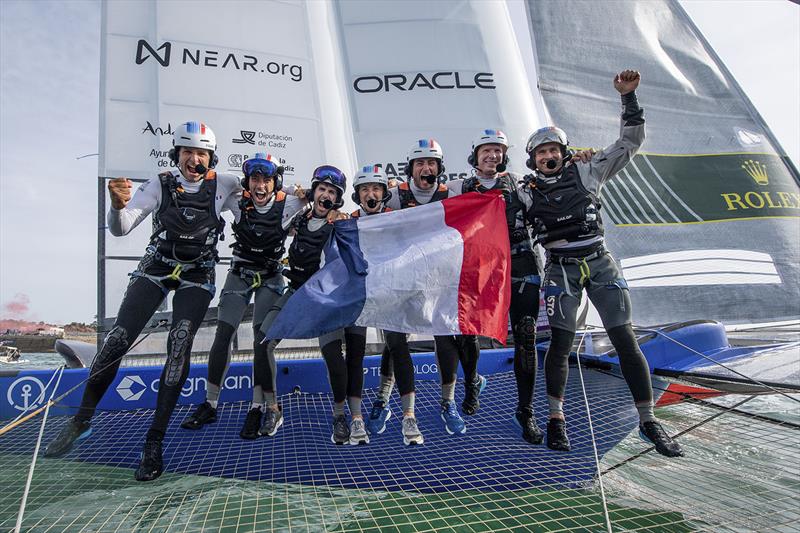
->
[442, 192, 510, 343]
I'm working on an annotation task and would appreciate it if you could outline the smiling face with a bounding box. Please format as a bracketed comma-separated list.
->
[247, 173, 275, 207]
[177, 147, 212, 181]
[476, 143, 506, 177]
[533, 142, 564, 174]
[411, 158, 440, 190]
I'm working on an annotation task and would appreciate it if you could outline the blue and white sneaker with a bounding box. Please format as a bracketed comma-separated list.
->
[462, 375, 487, 415]
[366, 399, 392, 435]
[440, 400, 467, 435]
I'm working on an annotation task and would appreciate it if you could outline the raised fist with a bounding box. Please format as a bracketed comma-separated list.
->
[614, 70, 640, 95]
[108, 178, 133, 210]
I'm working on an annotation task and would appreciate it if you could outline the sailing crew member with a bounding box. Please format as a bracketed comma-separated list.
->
[365, 139, 457, 443]
[257, 165, 350, 444]
[453, 129, 543, 444]
[523, 70, 683, 457]
[44, 122, 244, 480]
[181, 153, 307, 440]
[310, 164, 396, 446]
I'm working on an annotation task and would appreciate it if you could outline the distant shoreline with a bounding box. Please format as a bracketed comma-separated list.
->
[0, 333, 97, 353]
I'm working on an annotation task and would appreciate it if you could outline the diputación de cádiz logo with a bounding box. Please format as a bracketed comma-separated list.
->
[741, 159, 768, 186]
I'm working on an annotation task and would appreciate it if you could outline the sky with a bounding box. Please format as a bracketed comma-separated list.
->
[1, 0, 798, 325]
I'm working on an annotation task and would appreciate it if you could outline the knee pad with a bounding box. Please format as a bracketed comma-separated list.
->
[165, 320, 193, 386]
[516, 316, 537, 373]
[91, 325, 129, 373]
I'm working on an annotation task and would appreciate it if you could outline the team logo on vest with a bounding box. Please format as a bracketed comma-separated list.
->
[116, 375, 147, 401]
[180, 208, 197, 222]
[741, 159, 768, 186]
[7, 376, 46, 411]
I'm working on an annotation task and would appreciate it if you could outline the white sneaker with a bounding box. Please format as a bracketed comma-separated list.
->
[402, 416, 424, 445]
[349, 418, 370, 445]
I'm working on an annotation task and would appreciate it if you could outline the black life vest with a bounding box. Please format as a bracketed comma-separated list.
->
[397, 182, 449, 209]
[230, 191, 288, 267]
[150, 171, 223, 263]
[286, 212, 334, 289]
[526, 165, 603, 246]
[462, 173, 530, 247]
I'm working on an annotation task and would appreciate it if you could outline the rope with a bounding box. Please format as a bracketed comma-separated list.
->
[572, 329, 613, 533]
[601, 394, 758, 475]
[633, 326, 800, 405]
[14, 365, 65, 533]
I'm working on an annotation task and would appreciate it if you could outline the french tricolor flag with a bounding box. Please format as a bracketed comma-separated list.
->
[266, 192, 511, 342]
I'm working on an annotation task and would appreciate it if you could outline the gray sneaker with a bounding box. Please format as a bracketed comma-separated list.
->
[349, 418, 370, 445]
[402, 416, 424, 446]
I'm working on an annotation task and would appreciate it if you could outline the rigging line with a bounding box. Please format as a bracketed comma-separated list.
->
[601, 395, 758, 475]
[634, 326, 800, 405]
[572, 330, 613, 533]
[685, 397, 800, 430]
[588, 363, 797, 428]
[0, 319, 169, 437]
[4, 363, 66, 428]
[14, 365, 65, 533]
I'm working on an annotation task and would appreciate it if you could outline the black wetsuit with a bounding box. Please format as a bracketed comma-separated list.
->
[77, 170, 239, 442]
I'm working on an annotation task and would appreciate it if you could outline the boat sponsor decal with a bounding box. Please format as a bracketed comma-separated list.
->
[600, 153, 799, 225]
[6, 376, 46, 412]
[115, 375, 147, 401]
[135, 39, 303, 83]
[353, 72, 495, 93]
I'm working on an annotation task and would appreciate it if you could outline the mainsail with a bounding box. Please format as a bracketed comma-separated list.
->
[523, 0, 800, 326]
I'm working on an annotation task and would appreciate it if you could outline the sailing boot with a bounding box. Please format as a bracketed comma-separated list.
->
[180, 401, 217, 430]
[135, 439, 164, 482]
[44, 418, 92, 458]
[462, 375, 487, 416]
[514, 406, 544, 445]
[240, 407, 263, 440]
[640, 421, 684, 457]
[547, 418, 571, 451]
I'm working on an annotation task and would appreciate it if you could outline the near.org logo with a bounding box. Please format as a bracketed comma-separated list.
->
[136, 40, 171, 66]
[134, 39, 303, 82]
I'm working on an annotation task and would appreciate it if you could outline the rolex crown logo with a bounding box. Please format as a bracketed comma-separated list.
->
[741, 159, 768, 185]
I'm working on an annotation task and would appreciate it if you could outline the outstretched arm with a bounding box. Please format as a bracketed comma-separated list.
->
[581, 70, 646, 192]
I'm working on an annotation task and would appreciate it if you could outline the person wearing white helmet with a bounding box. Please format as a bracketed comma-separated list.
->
[522, 70, 683, 458]
[44, 121, 244, 481]
[181, 153, 308, 440]
[442, 128, 546, 444]
[368, 139, 461, 444]
[351, 164, 393, 217]
[255, 165, 350, 445]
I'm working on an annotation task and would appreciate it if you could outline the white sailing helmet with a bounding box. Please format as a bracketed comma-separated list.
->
[353, 165, 389, 190]
[525, 126, 569, 155]
[406, 139, 445, 177]
[173, 121, 217, 152]
[351, 164, 391, 204]
[469, 129, 508, 167]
